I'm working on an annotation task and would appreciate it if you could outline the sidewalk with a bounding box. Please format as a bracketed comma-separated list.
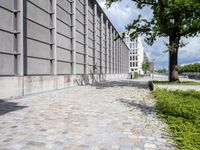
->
[0, 80, 175, 150]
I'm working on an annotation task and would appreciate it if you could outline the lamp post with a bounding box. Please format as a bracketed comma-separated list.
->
[152, 59, 155, 80]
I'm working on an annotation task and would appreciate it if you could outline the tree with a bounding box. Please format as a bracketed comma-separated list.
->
[142, 61, 150, 74]
[178, 63, 200, 73]
[105, 0, 200, 82]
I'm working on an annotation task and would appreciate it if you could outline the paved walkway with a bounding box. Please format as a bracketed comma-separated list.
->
[0, 80, 175, 150]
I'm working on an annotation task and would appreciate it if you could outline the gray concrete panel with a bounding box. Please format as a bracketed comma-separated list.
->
[57, 20, 72, 37]
[76, 10, 85, 23]
[57, 0, 71, 12]
[88, 47, 93, 56]
[27, 58, 51, 75]
[29, 0, 51, 12]
[76, 42, 85, 53]
[76, 64, 84, 74]
[57, 62, 71, 74]
[0, 0, 14, 10]
[76, 32, 85, 43]
[0, 54, 14, 75]
[27, 20, 51, 43]
[0, 31, 14, 52]
[27, 2, 51, 28]
[27, 39, 51, 59]
[0, 8, 14, 31]
[57, 6, 72, 25]
[76, 0, 85, 14]
[88, 56, 93, 65]
[57, 48, 72, 62]
[76, 53, 85, 64]
[57, 34, 72, 49]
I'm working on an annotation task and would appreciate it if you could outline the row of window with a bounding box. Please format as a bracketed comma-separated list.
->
[130, 56, 138, 61]
[124, 37, 138, 43]
[129, 43, 138, 49]
[130, 62, 138, 67]
[130, 50, 138, 54]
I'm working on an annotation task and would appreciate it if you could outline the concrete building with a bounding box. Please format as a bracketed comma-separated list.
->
[124, 32, 145, 74]
[0, 0, 129, 99]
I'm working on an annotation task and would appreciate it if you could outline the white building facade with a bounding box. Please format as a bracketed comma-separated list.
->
[124, 32, 145, 74]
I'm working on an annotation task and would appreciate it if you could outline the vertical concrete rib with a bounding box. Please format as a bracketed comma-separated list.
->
[72, 0, 76, 74]
[52, 0, 57, 75]
[94, 4, 97, 73]
[110, 26, 112, 74]
[85, 0, 88, 74]
[119, 39, 120, 73]
[100, 13, 103, 74]
[119, 39, 121, 74]
[113, 30, 116, 74]
[117, 38, 119, 73]
[105, 20, 108, 74]
[16, 0, 23, 76]
[120, 39, 122, 73]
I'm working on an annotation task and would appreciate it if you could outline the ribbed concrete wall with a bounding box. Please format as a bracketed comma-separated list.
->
[0, 0, 129, 76]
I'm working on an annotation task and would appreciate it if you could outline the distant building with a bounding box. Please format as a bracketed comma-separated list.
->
[123, 32, 146, 74]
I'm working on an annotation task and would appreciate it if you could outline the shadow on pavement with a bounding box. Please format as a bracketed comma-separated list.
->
[117, 98, 156, 116]
[92, 80, 149, 90]
[0, 99, 27, 116]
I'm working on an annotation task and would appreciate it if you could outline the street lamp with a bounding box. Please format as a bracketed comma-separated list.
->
[152, 59, 155, 80]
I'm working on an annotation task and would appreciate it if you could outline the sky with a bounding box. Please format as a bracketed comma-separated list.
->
[97, 0, 200, 69]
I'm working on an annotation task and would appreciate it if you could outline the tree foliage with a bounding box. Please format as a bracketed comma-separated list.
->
[178, 63, 200, 73]
[105, 0, 200, 81]
[156, 68, 167, 74]
[142, 61, 150, 74]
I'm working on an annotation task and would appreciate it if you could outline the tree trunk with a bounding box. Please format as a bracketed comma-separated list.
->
[169, 37, 179, 82]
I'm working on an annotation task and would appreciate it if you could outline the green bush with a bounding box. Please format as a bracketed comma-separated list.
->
[153, 89, 200, 150]
[153, 81, 200, 86]
[178, 63, 200, 73]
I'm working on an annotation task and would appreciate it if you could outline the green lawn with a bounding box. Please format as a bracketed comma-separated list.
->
[153, 81, 200, 86]
[152, 89, 200, 150]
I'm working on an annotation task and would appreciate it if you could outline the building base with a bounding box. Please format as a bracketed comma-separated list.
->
[0, 74, 128, 100]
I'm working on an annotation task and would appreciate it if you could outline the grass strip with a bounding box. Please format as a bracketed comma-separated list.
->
[153, 81, 200, 86]
[152, 89, 200, 150]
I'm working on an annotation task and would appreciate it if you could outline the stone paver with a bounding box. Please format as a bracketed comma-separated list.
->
[0, 80, 176, 150]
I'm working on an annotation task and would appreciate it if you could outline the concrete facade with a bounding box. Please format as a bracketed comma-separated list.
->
[0, 0, 129, 99]
[0, 0, 129, 76]
[0, 74, 129, 100]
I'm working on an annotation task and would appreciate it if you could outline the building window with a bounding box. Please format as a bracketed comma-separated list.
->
[130, 56, 132, 60]
[127, 37, 129, 42]
[136, 62, 138, 67]
[136, 56, 138, 60]
[133, 62, 135, 67]
[130, 62, 132, 67]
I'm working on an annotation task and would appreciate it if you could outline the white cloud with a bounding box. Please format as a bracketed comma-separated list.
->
[97, 0, 139, 32]
[97, 0, 200, 69]
[179, 37, 200, 64]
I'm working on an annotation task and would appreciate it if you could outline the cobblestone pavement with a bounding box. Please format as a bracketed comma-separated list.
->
[0, 80, 175, 150]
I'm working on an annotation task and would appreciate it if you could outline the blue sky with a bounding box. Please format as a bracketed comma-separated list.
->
[97, 0, 200, 69]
